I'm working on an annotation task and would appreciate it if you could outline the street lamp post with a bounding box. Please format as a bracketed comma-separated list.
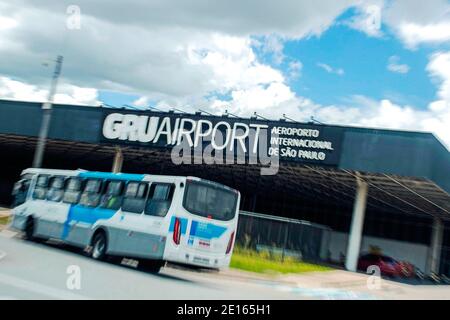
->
[32, 55, 64, 168]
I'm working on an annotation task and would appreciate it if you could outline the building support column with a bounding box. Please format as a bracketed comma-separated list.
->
[427, 217, 443, 275]
[345, 176, 368, 272]
[112, 146, 123, 173]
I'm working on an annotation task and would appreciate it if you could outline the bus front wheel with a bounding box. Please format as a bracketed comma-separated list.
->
[91, 232, 108, 261]
[24, 217, 36, 241]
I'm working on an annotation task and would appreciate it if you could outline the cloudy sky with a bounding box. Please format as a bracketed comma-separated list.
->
[0, 0, 450, 147]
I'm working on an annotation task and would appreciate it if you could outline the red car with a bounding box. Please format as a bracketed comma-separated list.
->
[357, 253, 415, 278]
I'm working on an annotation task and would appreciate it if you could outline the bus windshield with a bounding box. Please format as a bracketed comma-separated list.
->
[183, 180, 238, 221]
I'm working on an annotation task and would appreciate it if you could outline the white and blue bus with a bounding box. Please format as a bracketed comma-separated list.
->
[10, 168, 240, 272]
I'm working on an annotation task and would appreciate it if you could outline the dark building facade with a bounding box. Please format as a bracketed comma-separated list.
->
[1, 99, 449, 275]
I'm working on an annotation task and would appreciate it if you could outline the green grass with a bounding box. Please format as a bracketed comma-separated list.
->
[0, 215, 10, 226]
[230, 247, 332, 274]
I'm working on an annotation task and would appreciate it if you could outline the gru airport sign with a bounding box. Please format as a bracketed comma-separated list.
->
[101, 110, 344, 166]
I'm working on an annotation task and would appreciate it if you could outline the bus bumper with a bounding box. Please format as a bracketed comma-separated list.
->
[165, 248, 232, 269]
[10, 213, 26, 231]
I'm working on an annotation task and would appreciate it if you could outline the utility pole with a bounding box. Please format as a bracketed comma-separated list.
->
[32, 55, 64, 168]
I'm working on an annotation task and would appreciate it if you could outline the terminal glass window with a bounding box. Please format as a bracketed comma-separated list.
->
[79, 179, 102, 207]
[122, 182, 148, 213]
[145, 183, 174, 217]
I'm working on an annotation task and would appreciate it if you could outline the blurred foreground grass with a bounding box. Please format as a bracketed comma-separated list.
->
[230, 246, 333, 274]
[0, 215, 10, 225]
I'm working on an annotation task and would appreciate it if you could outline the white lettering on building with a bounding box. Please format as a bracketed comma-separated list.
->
[102, 113, 335, 162]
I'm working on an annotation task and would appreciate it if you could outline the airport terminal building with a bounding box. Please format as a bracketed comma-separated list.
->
[1, 99, 449, 276]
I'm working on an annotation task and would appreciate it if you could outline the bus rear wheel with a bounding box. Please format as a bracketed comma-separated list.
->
[138, 259, 164, 273]
[91, 232, 108, 261]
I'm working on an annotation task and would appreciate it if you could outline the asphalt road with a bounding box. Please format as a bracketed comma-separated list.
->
[0, 232, 310, 300]
[3, 231, 450, 300]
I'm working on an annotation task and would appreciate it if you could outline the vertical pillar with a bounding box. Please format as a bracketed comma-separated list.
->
[112, 146, 123, 173]
[345, 176, 368, 272]
[427, 217, 443, 275]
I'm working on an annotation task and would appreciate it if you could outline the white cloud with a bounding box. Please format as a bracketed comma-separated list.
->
[288, 60, 303, 79]
[427, 51, 450, 102]
[344, 0, 450, 49]
[317, 63, 345, 76]
[383, 0, 450, 49]
[0, 76, 100, 106]
[387, 55, 410, 74]
[397, 22, 450, 49]
[261, 34, 285, 65]
[132, 96, 149, 108]
[190, 34, 285, 93]
[0, 0, 358, 100]
[422, 51, 450, 145]
[0, 16, 18, 30]
[345, 1, 384, 37]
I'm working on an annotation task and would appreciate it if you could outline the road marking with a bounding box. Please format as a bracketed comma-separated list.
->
[0, 250, 5, 261]
[0, 273, 90, 300]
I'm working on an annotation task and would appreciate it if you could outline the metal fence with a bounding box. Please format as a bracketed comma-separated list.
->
[236, 211, 332, 263]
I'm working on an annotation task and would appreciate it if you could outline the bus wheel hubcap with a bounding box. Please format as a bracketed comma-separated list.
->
[93, 238, 105, 258]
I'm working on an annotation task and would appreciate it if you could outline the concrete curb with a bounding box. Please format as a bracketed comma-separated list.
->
[213, 268, 328, 289]
[165, 264, 287, 286]
[219, 269, 282, 283]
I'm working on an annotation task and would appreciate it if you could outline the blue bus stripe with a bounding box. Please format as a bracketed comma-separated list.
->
[78, 171, 145, 181]
[62, 205, 118, 239]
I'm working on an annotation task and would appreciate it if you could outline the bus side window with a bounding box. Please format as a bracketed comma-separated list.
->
[122, 182, 148, 214]
[99, 180, 124, 210]
[33, 175, 49, 200]
[79, 179, 102, 207]
[46, 176, 65, 202]
[144, 183, 174, 217]
[63, 178, 82, 204]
